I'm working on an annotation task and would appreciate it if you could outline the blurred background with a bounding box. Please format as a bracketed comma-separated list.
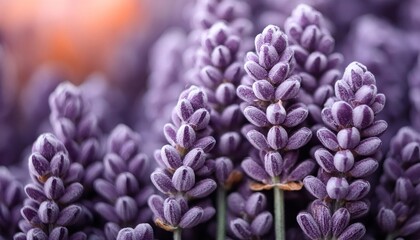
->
[0, 0, 419, 166]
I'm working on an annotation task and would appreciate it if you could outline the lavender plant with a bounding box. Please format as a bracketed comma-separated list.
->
[284, 4, 342, 128]
[14, 133, 86, 240]
[376, 127, 420, 239]
[148, 86, 217, 240]
[93, 124, 154, 240]
[238, 24, 314, 240]
[297, 62, 387, 240]
[189, 21, 249, 239]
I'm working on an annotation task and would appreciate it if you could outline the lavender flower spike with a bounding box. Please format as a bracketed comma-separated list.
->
[93, 124, 154, 240]
[191, 21, 249, 240]
[284, 4, 342, 126]
[148, 86, 217, 239]
[376, 127, 420, 239]
[239, 24, 314, 240]
[298, 62, 387, 240]
[14, 133, 86, 240]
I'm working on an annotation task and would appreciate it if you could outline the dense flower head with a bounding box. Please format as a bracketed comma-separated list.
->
[284, 4, 342, 125]
[298, 62, 387, 240]
[149, 86, 217, 231]
[238, 24, 314, 187]
[49, 82, 103, 187]
[15, 133, 86, 240]
[93, 124, 154, 240]
[228, 191, 273, 239]
[376, 127, 420, 238]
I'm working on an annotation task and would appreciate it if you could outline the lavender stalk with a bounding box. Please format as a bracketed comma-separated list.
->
[239, 25, 314, 240]
[297, 62, 387, 240]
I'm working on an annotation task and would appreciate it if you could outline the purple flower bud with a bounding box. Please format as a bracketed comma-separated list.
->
[56, 205, 82, 226]
[314, 149, 335, 173]
[58, 183, 83, 205]
[326, 177, 349, 200]
[251, 212, 273, 236]
[331, 101, 353, 127]
[377, 208, 396, 232]
[163, 198, 181, 226]
[186, 179, 217, 199]
[49, 227, 68, 240]
[349, 158, 378, 178]
[303, 176, 327, 199]
[286, 127, 312, 150]
[230, 218, 252, 240]
[242, 158, 270, 183]
[332, 208, 350, 237]
[115, 196, 138, 222]
[297, 212, 322, 240]
[283, 105, 308, 128]
[354, 137, 381, 156]
[246, 130, 270, 151]
[179, 207, 204, 229]
[317, 128, 339, 151]
[337, 127, 361, 150]
[275, 77, 301, 101]
[253, 80, 275, 102]
[245, 193, 267, 217]
[333, 150, 354, 173]
[150, 170, 175, 194]
[337, 223, 365, 240]
[264, 151, 283, 177]
[44, 177, 65, 200]
[345, 180, 370, 201]
[266, 103, 287, 125]
[352, 105, 374, 129]
[243, 106, 270, 127]
[172, 166, 196, 192]
[176, 125, 197, 149]
[267, 126, 288, 150]
[38, 201, 60, 224]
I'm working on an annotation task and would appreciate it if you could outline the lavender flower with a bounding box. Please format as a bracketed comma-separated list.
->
[14, 133, 86, 240]
[116, 224, 154, 240]
[284, 4, 342, 127]
[238, 24, 314, 240]
[189, 20, 249, 240]
[376, 127, 420, 239]
[0, 167, 24, 240]
[148, 86, 217, 239]
[298, 62, 387, 240]
[49, 82, 103, 188]
[228, 190, 273, 240]
[93, 124, 154, 240]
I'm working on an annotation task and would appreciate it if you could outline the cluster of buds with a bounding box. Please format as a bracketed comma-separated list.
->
[376, 127, 420, 239]
[15, 134, 86, 240]
[238, 24, 314, 190]
[284, 4, 342, 127]
[148, 86, 217, 233]
[298, 62, 387, 240]
[93, 124, 154, 240]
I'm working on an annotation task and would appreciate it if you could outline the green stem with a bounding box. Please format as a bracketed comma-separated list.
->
[217, 186, 226, 240]
[174, 228, 182, 240]
[273, 178, 285, 240]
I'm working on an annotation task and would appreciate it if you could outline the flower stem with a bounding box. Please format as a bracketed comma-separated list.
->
[273, 178, 285, 240]
[217, 186, 226, 240]
[174, 228, 182, 240]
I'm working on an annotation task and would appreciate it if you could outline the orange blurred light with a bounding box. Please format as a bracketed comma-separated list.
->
[0, 0, 146, 86]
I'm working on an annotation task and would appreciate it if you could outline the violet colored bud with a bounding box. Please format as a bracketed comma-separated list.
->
[332, 208, 351, 237]
[56, 205, 82, 226]
[264, 151, 283, 177]
[354, 137, 381, 156]
[333, 150, 354, 173]
[186, 179, 217, 199]
[275, 77, 301, 101]
[326, 177, 349, 200]
[38, 201, 60, 224]
[230, 219, 252, 240]
[245, 193, 267, 217]
[286, 127, 312, 150]
[297, 212, 322, 240]
[172, 166, 196, 192]
[150, 170, 175, 194]
[337, 223, 365, 240]
[336, 127, 361, 150]
[352, 105, 374, 129]
[242, 158, 270, 183]
[331, 101, 353, 127]
[303, 176, 327, 199]
[246, 130, 270, 151]
[345, 180, 370, 201]
[267, 126, 288, 150]
[44, 177, 65, 200]
[163, 198, 181, 226]
[377, 208, 396, 232]
[314, 149, 335, 173]
[215, 157, 233, 184]
[283, 105, 308, 127]
[176, 125, 197, 149]
[179, 207, 204, 229]
[183, 148, 206, 170]
[266, 103, 287, 126]
[251, 211, 273, 236]
[252, 80, 274, 101]
[244, 106, 270, 127]
[317, 128, 339, 151]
